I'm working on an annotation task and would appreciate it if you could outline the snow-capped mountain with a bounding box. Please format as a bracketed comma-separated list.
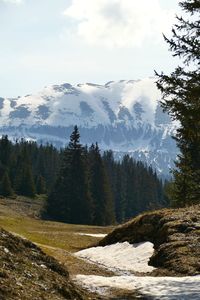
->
[0, 78, 178, 175]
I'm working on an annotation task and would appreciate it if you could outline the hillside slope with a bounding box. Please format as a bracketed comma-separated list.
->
[98, 205, 200, 276]
[0, 228, 86, 300]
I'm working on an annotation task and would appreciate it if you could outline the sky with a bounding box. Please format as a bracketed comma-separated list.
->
[0, 0, 181, 97]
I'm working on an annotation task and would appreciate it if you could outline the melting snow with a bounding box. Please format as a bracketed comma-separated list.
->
[74, 241, 200, 298]
[77, 233, 107, 238]
[75, 241, 155, 273]
[75, 274, 200, 299]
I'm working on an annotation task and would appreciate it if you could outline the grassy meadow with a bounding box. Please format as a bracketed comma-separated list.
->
[0, 196, 113, 276]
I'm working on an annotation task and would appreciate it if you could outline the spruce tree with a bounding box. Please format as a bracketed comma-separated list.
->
[89, 144, 115, 225]
[103, 150, 126, 223]
[0, 135, 12, 166]
[114, 161, 127, 222]
[45, 176, 69, 221]
[0, 171, 13, 197]
[46, 126, 93, 224]
[16, 165, 36, 198]
[156, 0, 200, 206]
[36, 175, 46, 194]
[14, 144, 36, 198]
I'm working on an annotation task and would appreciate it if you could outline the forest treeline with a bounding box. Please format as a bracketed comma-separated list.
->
[0, 135, 59, 198]
[0, 129, 169, 225]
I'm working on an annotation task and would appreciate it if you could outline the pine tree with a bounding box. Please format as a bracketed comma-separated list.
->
[46, 126, 93, 224]
[89, 144, 115, 225]
[36, 175, 46, 194]
[45, 176, 69, 221]
[114, 161, 127, 222]
[16, 165, 36, 198]
[0, 171, 13, 197]
[66, 126, 93, 224]
[156, 0, 200, 206]
[14, 144, 36, 198]
[103, 151, 126, 222]
[0, 135, 12, 166]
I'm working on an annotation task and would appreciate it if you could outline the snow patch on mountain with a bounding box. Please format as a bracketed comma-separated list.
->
[0, 78, 167, 128]
[0, 78, 178, 175]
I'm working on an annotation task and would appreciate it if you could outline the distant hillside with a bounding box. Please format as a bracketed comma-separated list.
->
[0, 78, 178, 175]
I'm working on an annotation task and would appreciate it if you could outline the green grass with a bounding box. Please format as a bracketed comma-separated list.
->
[0, 213, 112, 252]
[0, 196, 113, 276]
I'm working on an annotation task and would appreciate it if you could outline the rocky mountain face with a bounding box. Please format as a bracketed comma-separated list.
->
[0, 78, 178, 175]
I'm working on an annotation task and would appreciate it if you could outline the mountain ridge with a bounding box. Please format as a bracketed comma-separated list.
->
[0, 78, 178, 175]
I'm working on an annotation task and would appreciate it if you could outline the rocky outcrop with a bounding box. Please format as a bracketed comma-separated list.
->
[0, 229, 86, 300]
[98, 205, 200, 276]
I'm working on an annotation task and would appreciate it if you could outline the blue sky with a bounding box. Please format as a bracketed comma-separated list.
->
[0, 0, 180, 97]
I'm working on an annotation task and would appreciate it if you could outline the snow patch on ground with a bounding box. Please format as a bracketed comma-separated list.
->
[75, 274, 200, 299]
[75, 241, 155, 273]
[74, 240, 200, 298]
[77, 233, 107, 238]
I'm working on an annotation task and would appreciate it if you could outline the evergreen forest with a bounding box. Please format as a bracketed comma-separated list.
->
[0, 128, 168, 225]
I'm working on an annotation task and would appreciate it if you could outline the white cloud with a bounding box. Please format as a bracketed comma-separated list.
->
[64, 0, 175, 48]
[1, 0, 23, 4]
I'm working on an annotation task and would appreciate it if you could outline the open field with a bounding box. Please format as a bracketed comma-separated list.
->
[2, 196, 199, 299]
[0, 196, 114, 277]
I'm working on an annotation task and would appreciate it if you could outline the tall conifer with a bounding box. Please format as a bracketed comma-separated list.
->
[36, 175, 47, 194]
[89, 144, 115, 225]
[16, 165, 36, 197]
[0, 171, 13, 197]
[156, 0, 200, 206]
[46, 126, 93, 224]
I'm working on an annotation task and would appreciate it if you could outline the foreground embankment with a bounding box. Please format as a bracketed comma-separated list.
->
[98, 205, 200, 276]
